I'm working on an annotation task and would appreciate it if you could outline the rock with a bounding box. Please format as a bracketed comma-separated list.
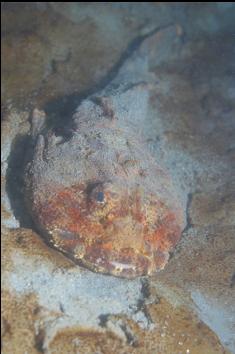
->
[189, 184, 235, 227]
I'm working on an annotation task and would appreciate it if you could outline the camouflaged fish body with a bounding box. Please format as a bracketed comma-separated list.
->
[25, 25, 185, 278]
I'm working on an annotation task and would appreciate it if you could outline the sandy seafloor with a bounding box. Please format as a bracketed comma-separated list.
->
[1, 3, 235, 354]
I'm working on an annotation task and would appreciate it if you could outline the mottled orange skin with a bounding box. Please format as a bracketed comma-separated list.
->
[33, 180, 183, 278]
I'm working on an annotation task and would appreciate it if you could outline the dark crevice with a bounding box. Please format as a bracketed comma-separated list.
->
[140, 277, 151, 299]
[59, 302, 65, 313]
[34, 328, 46, 353]
[98, 314, 138, 347]
[134, 278, 156, 326]
[182, 192, 194, 234]
[230, 272, 235, 288]
[98, 314, 110, 328]
[5, 134, 34, 228]
[119, 323, 139, 347]
[50, 49, 72, 75]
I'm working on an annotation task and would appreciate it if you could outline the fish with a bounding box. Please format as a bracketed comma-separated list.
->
[25, 24, 185, 278]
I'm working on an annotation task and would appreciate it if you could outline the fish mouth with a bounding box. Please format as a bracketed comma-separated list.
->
[44, 225, 171, 278]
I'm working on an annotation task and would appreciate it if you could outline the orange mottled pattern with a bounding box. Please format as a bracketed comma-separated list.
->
[33, 182, 183, 278]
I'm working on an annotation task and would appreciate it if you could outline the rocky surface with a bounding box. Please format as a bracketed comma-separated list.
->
[2, 3, 235, 354]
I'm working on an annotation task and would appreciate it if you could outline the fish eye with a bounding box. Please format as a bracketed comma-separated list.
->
[96, 191, 104, 202]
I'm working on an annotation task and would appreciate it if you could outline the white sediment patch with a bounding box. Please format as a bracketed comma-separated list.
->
[5, 251, 153, 348]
